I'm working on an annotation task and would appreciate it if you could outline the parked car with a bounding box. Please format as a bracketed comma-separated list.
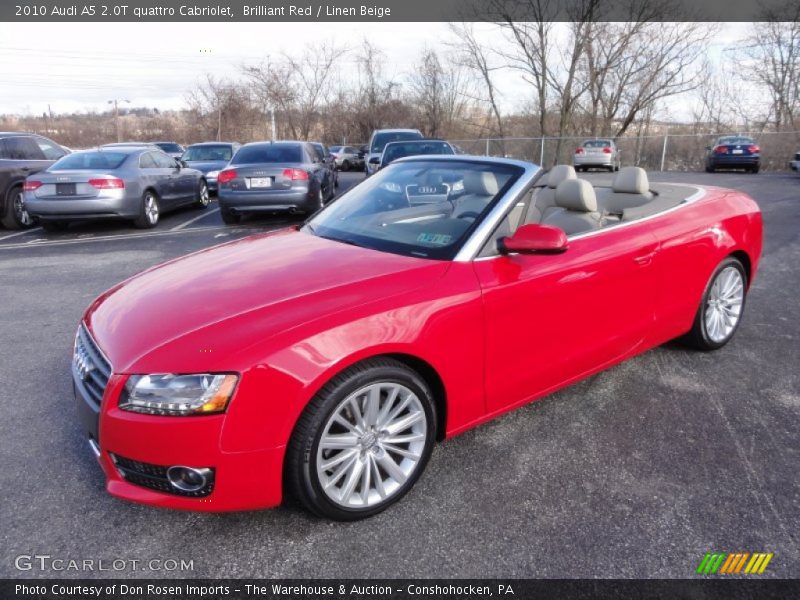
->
[23, 147, 209, 231]
[573, 139, 621, 172]
[217, 141, 335, 224]
[75, 156, 762, 519]
[0, 132, 69, 228]
[365, 129, 424, 176]
[378, 139, 455, 170]
[310, 142, 338, 189]
[705, 136, 761, 173]
[329, 145, 364, 171]
[151, 142, 185, 160]
[789, 150, 799, 173]
[102, 142, 161, 151]
[181, 142, 241, 193]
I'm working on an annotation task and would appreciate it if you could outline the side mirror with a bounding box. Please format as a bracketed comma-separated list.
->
[498, 224, 568, 255]
[369, 156, 380, 165]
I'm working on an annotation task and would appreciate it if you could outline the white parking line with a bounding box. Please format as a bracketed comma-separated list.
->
[170, 207, 220, 231]
[0, 227, 42, 241]
[0, 225, 239, 250]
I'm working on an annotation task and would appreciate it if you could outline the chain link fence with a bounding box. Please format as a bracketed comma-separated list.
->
[452, 131, 800, 172]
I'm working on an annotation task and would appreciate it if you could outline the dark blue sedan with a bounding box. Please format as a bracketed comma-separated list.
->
[181, 142, 241, 192]
[705, 136, 761, 173]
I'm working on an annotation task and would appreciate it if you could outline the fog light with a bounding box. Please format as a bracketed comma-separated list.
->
[166, 466, 214, 492]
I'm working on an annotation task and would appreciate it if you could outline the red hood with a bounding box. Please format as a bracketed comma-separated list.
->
[86, 229, 449, 372]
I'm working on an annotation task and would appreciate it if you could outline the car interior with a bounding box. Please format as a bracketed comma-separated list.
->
[478, 165, 702, 257]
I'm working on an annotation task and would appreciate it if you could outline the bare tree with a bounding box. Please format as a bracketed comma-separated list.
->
[448, 23, 506, 144]
[734, 2, 800, 131]
[409, 49, 471, 137]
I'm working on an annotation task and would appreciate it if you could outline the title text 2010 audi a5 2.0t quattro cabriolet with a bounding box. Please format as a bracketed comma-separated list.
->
[73, 158, 762, 520]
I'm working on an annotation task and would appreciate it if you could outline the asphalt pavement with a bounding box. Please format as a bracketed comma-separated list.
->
[0, 169, 797, 578]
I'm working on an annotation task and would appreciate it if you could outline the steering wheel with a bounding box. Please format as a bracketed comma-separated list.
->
[457, 211, 481, 220]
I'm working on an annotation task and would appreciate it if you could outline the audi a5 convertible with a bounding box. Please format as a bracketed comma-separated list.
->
[74, 157, 762, 520]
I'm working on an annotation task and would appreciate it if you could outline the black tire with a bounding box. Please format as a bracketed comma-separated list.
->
[41, 221, 68, 232]
[285, 358, 437, 521]
[196, 179, 210, 208]
[752, 164, 760, 174]
[1, 185, 34, 230]
[684, 257, 747, 351]
[705, 164, 715, 173]
[220, 205, 240, 224]
[133, 190, 160, 229]
[342, 160, 351, 171]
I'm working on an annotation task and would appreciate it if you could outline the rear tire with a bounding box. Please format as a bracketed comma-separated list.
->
[684, 257, 747, 351]
[2, 185, 34, 229]
[195, 180, 210, 208]
[133, 190, 160, 229]
[751, 164, 760, 174]
[285, 358, 437, 521]
[705, 164, 715, 173]
[220, 206, 240, 224]
[41, 221, 68, 232]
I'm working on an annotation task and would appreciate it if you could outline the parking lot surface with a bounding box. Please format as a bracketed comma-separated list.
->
[0, 169, 797, 578]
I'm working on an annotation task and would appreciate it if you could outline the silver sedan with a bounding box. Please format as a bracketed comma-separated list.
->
[23, 147, 209, 231]
[573, 139, 621, 172]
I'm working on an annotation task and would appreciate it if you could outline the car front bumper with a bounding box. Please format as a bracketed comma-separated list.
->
[219, 188, 317, 213]
[76, 370, 284, 512]
[24, 192, 141, 220]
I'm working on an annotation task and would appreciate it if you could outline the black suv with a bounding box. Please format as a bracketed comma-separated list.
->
[0, 132, 68, 228]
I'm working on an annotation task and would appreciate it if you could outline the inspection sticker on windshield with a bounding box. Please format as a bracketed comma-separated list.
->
[417, 233, 452, 245]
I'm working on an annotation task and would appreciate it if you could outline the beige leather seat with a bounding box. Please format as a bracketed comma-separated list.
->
[597, 166, 652, 214]
[541, 179, 603, 235]
[453, 171, 499, 218]
[525, 164, 577, 224]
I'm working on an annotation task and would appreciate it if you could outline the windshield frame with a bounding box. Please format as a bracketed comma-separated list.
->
[303, 156, 537, 261]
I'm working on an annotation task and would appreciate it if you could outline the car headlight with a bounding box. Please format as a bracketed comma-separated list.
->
[380, 181, 402, 193]
[206, 170, 220, 179]
[120, 373, 238, 416]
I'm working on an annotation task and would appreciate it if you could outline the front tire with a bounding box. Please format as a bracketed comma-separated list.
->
[685, 257, 747, 351]
[2, 185, 34, 229]
[285, 358, 437, 520]
[133, 190, 160, 229]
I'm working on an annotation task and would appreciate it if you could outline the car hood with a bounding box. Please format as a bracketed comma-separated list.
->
[85, 229, 449, 372]
[184, 160, 227, 173]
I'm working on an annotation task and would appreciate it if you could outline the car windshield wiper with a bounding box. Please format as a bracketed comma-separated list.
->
[318, 234, 365, 249]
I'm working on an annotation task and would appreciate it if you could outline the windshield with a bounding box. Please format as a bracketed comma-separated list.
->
[371, 131, 423, 153]
[330, 146, 342, 152]
[155, 143, 183, 153]
[182, 145, 233, 161]
[232, 144, 303, 164]
[382, 141, 453, 165]
[50, 152, 128, 170]
[304, 159, 522, 260]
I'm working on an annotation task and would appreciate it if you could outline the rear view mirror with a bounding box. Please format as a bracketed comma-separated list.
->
[498, 224, 568, 255]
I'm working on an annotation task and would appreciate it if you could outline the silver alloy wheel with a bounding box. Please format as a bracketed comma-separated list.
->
[144, 193, 159, 225]
[198, 182, 209, 206]
[316, 382, 427, 509]
[14, 190, 32, 227]
[704, 266, 744, 343]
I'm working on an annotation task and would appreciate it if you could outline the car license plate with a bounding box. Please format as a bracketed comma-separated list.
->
[56, 183, 76, 196]
[250, 177, 272, 188]
[732, 149, 744, 154]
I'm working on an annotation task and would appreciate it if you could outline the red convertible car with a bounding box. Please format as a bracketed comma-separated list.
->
[74, 158, 762, 520]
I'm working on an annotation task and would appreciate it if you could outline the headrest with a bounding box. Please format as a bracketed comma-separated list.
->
[555, 179, 598, 212]
[463, 171, 499, 196]
[547, 164, 577, 189]
[612, 166, 649, 194]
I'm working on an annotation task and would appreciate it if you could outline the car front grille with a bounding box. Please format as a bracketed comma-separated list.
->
[73, 324, 112, 410]
[110, 454, 214, 498]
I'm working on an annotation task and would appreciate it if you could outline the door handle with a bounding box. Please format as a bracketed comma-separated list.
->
[633, 252, 656, 265]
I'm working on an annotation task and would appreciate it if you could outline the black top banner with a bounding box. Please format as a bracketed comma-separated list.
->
[3, 0, 800, 22]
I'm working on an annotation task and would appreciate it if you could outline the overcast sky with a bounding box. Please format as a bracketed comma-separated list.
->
[0, 22, 749, 120]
